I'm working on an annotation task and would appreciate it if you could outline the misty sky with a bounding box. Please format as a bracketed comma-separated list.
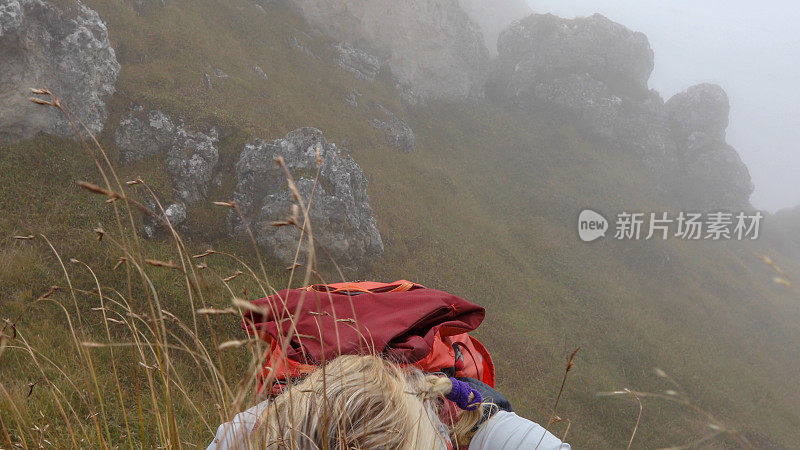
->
[526, 0, 800, 212]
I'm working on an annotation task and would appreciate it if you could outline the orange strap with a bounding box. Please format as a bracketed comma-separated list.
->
[304, 280, 420, 294]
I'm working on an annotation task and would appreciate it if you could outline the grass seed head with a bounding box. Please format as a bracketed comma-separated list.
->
[145, 259, 180, 269]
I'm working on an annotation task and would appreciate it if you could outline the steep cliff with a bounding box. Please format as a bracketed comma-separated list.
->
[287, 0, 490, 100]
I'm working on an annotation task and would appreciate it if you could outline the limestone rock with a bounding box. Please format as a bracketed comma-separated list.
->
[142, 201, 187, 239]
[493, 14, 675, 174]
[166, 127, 219, 203]
[666, 84, 753, 209]
[114, 106, 176, 163]
[493, 14, 752, 209]
[230, 127, 383, 267]
[332, 42, 381, 82]
[0, 0, 119, 142]
[370, 106, 415, 153]
[345, 88, 361, 108]
[253, 65, 268, 79]
[114, 105, 219, 204]
[496, 13, 654, 97]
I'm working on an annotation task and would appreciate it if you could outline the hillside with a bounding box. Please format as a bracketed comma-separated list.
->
[1, 0, 799, 448]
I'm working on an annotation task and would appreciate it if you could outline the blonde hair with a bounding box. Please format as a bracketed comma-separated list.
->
[248, 355, 484, 449]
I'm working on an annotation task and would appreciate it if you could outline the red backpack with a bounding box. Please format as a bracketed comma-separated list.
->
[242, 280, 495, 394]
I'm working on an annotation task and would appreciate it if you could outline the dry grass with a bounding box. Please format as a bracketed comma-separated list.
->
[598, 367, 754, 449]
[0, 91, 306, 447]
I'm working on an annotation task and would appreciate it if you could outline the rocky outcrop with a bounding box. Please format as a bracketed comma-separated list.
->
[332, 43, 381, 82]
[114, 105, 219, 203]
[494, 13, 653, 117]
[114, 106, 176, 163]
[494, 12, 655, 146]
[0, 0, 119, 142]
[230, 128, 383, 267]
[142, 201, 187, 239]
[253, 65, 268, 79]
[493, 13, 753, 209]
[166, 127, 219, 203]
[496, 14, 653, 99]
[345, 88, 361, 108]
[203, 68, 231, 89]
[665, 84, 753, 209]
[608, 89, 679, 178]
[493, 14, 672, 175]
[287, 0, 490, 100]
[370, 106, 415, 153]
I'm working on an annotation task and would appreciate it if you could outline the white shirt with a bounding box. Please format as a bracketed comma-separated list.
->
[468, 411, 571, 450]
[207, 400, 269, 450]
[208, 403, 570, 450]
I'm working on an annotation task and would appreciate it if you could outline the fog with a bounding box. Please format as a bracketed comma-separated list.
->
[458, 0, 532, 55]
[527, 0, 800, 213]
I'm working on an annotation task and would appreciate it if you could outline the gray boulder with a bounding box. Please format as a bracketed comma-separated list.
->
[0, 2, 23, 36]
[114, 106, 176, 163]
[230, 127, 383, 267]
[345, 88, 361, 108]
[0, 0, 120, 142]
[679, 138, 753, 210]
[167, 127, 219, 203]
[253, 65, 268, 79]
[612, 91, 679, 178]
[142, 201, 187, 239]
[332, 43, 382, 82]
[370, 106, 415, 153]
[164, 202, 187, 225]
[666, 84, 753, 209]
[114, 105, 219, 204]
[493, 14, 753, 209]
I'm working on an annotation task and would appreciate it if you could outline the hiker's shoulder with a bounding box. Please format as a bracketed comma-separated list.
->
[469, 411, 571, 450]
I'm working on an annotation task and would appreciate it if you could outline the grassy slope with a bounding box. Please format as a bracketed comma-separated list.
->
[2, 0, 799, 447]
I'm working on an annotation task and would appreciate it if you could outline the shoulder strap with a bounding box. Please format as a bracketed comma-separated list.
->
[304, 279, 422, 294]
